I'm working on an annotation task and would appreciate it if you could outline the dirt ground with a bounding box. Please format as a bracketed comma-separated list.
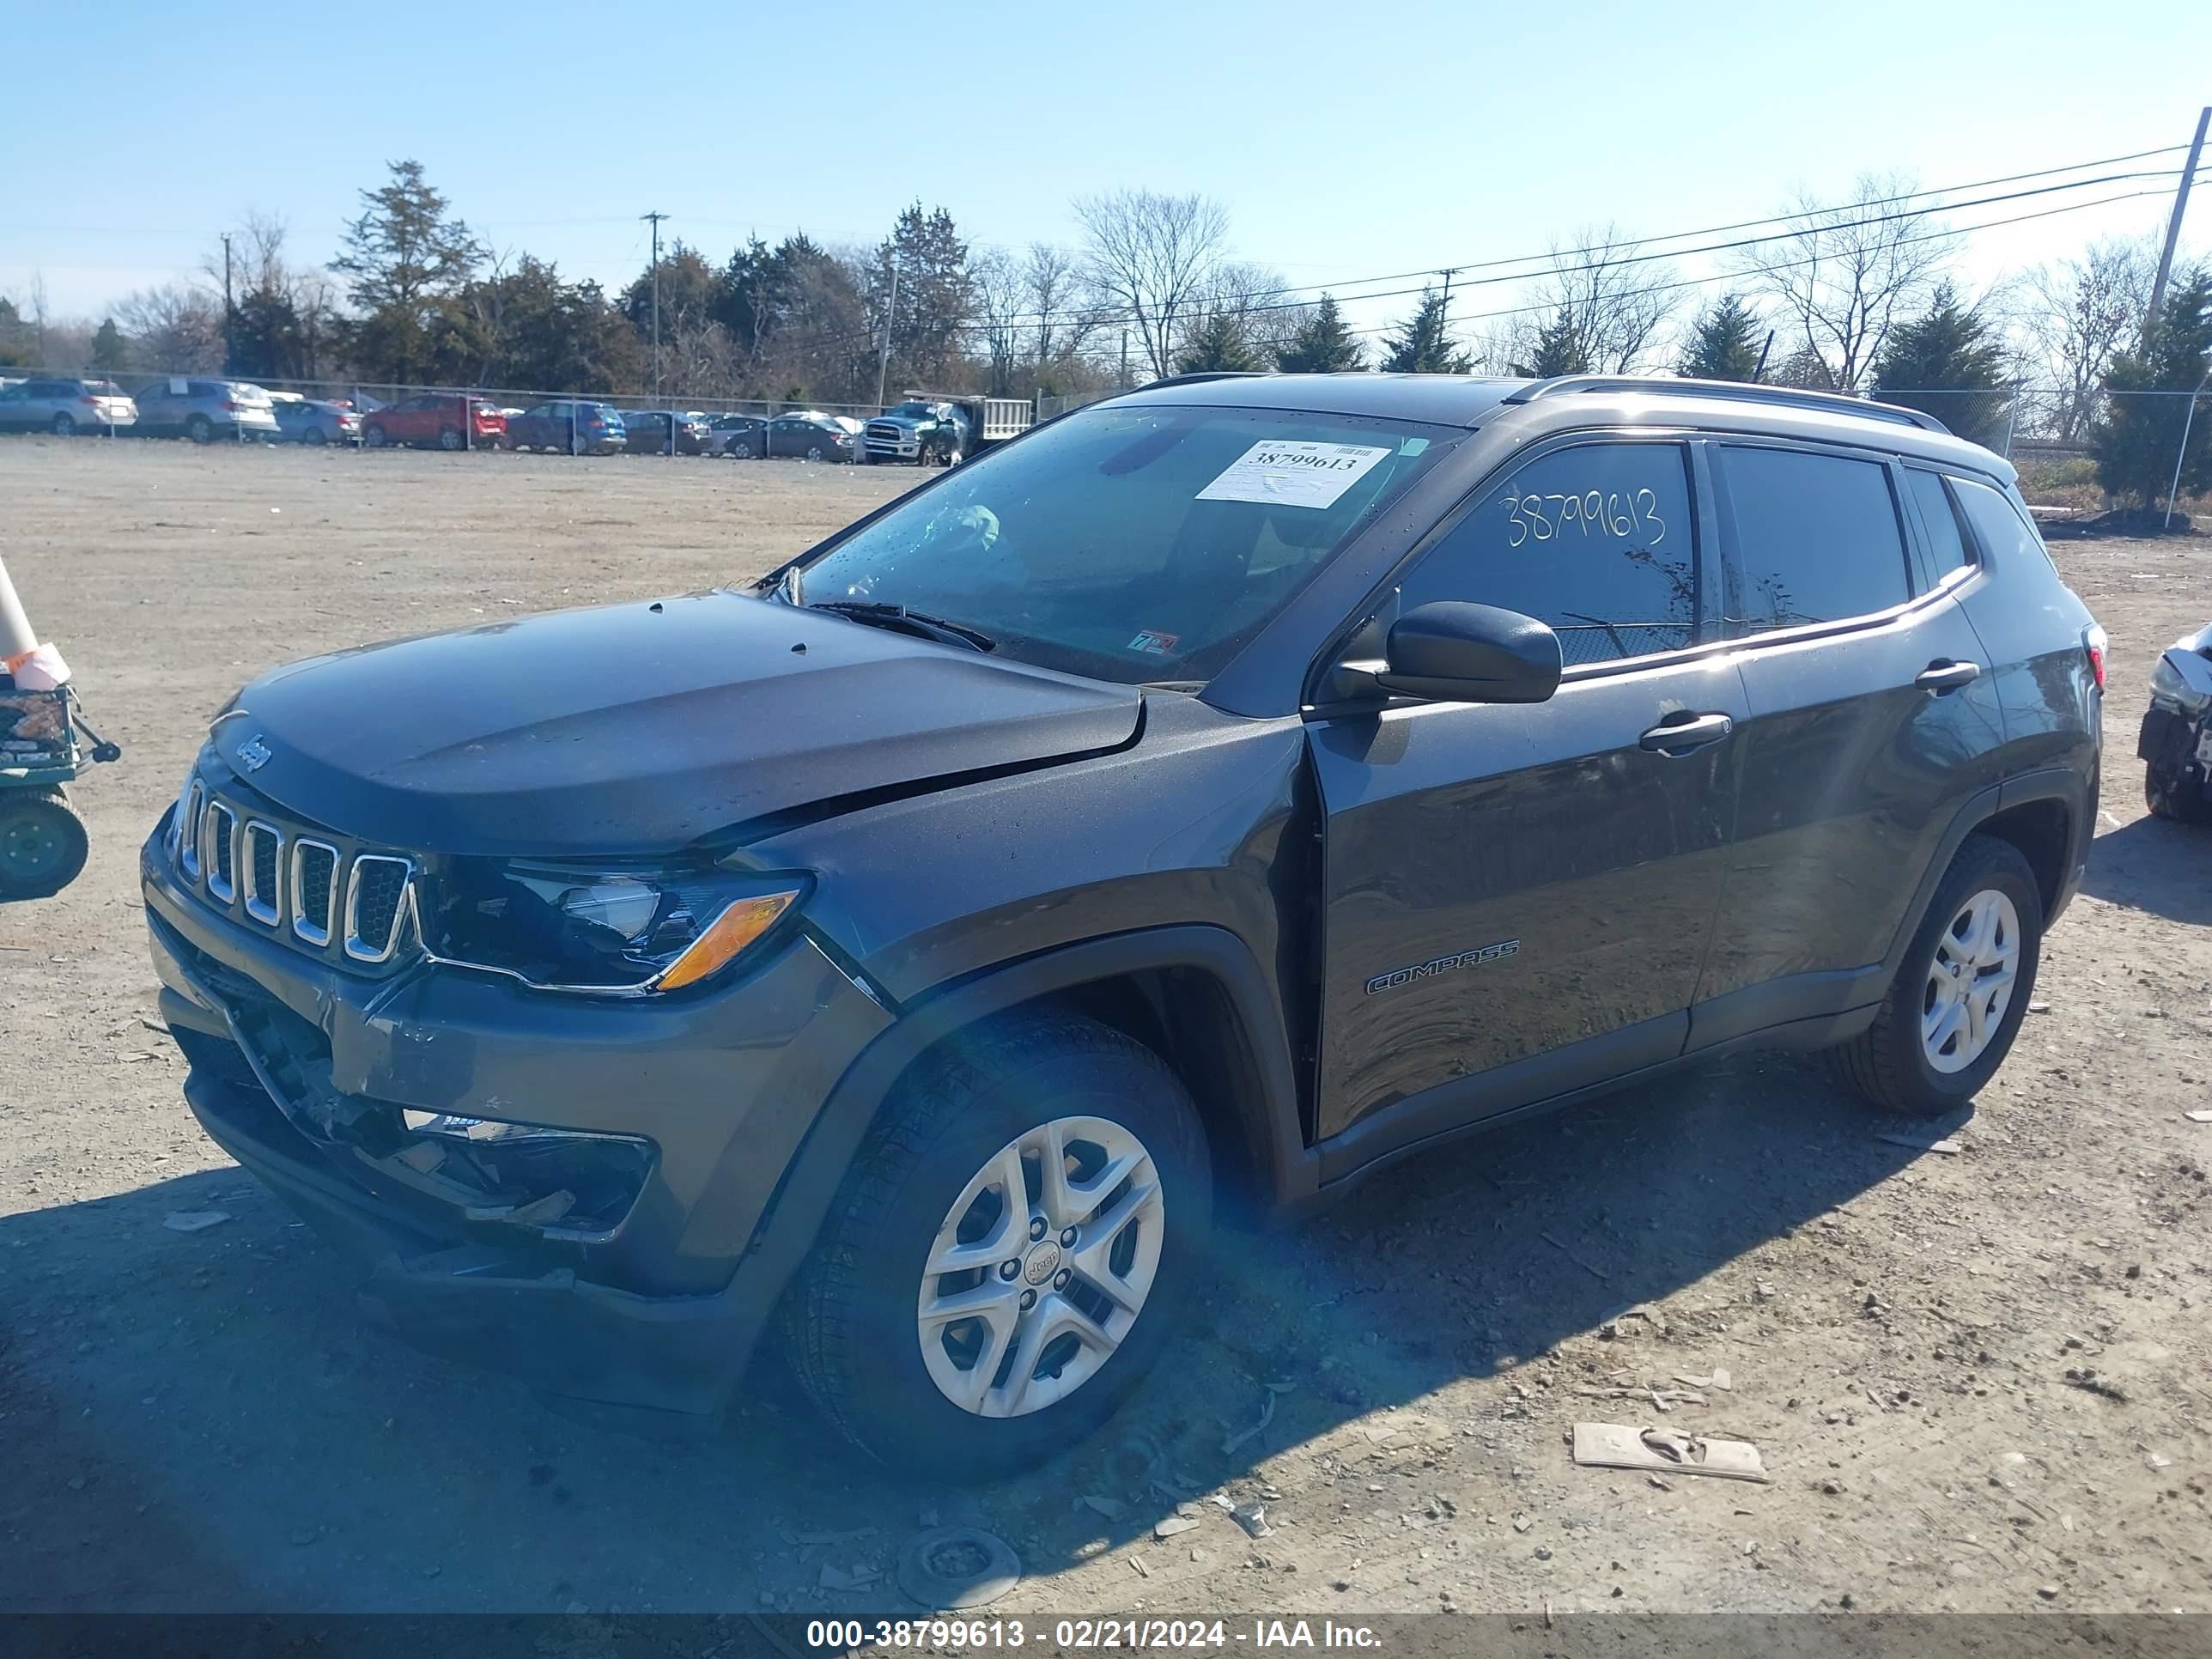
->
[1, 436, 2208, 1618]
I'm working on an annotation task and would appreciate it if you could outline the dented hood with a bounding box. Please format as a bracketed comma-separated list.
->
[212, 590, 1141, 856]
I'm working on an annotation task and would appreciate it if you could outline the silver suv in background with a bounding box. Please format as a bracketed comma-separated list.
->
[0, 377, 137, 435]
[131, 379, 281, 443]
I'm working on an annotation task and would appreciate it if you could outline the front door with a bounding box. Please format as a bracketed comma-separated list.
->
[1310, 436, 1746, 1159]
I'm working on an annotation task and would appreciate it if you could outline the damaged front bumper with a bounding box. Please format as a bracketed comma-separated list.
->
[143, 828, 892, 1416]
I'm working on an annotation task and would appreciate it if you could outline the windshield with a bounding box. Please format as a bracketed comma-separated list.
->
[788, 402, 1455, 684]
[889, 402, 937, 418]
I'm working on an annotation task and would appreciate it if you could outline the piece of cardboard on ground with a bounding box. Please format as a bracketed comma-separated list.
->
[1572, 1421, 1770, 1483]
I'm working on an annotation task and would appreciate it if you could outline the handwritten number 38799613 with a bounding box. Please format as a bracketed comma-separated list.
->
[1504, 488, 1665, 548]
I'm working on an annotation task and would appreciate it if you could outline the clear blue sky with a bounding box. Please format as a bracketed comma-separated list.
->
[3, 0, 2207, 339]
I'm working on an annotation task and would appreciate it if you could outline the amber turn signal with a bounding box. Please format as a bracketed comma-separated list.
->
[652, 890, 800, 991]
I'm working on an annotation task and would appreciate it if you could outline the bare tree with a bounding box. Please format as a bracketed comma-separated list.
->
[115, 283, 224, 371]
[1732, 173, 1957, 392]
[1022, 242, 1097, 370]
[969, 248, 1027, 394]
[1523, 226, 1681, 373]
[1194, 260, 1300, 363]
[1073, 190, 1229, 379]
[2021, 236, 2154, 441]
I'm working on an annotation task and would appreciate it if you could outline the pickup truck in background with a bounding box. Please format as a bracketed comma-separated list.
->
[862, 392, 1034, 466]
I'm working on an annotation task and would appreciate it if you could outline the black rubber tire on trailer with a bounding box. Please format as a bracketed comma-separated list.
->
[784, 1011, 1212, 1480]
[0, 786, 90, 900]
[1828, 834, 2044, 1117]
[2144, 757, 2212, 824]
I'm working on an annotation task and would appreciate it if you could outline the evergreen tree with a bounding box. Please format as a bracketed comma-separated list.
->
[1873, 283, 2010, 444]
[1275, 294, 1364, 373]
[328, 160, 483, 383]
[1512, 307, 1590, 377]
[1678, 293, 1764, 381]
[2095, 267, 2212, 510]
[0, 297, 24, 367]
[90, 319, 128, 371]
[1175, 310, 1261, 374]
[1379, 287, 1468, 374]
[868, 203, 975, 388]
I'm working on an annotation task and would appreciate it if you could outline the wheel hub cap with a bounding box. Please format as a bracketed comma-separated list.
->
[916, 1115, 1164, 1419]
[1921, 887, 2021, 1073]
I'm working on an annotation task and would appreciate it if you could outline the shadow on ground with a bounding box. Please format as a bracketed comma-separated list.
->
[2079, 812, 2212, 927]
[0, 1048, 1927, 1613]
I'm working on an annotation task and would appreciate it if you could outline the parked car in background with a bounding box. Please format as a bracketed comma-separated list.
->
[2139, 621, 2212, 824]
[767, 410, 860, 461]
[0, 376, 137, 435]
[621, 410, 712, 456]
[360, 394, 506, 451]
[507, 401, 627, 454]
[131, 379, 279, 442]
[704, 413, 769, 458]
[270, 396, 361, 447]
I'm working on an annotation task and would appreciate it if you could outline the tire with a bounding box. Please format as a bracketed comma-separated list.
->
[1830, 834, 2044, 1117]
[786, 1011, 1212, 1480]
[185, 414, 213, 444]
[732, 441, 753, 459]
[362, 423, 388, 449]
[51, 412, 76, 437]
[438, 427, 465, 452]
[303, 426, 328, 447]
[2144, 756, 2212, 824]
[0, 786, 90, 899]
[806, 443, 826, 461]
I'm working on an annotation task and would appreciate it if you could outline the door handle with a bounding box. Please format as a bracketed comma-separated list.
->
[1639, 712, 1735, 755]
[1915, 659, 1982, 693]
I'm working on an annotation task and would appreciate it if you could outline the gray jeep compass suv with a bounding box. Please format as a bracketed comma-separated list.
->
[142, 373, 2103, 1476]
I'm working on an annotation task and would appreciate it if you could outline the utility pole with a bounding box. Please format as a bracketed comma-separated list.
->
[641, 210, 668, 406]
[221, 232, 234, 374]
[2146, 106, 2210, 337]
[875, 261, 899, 410]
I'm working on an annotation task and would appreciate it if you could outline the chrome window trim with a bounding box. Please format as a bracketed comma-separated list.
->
[343, 854, 415, 963]
[291, 838, 339, 946]
[241, 820, 284, 925]
[203, 802, 238, 902]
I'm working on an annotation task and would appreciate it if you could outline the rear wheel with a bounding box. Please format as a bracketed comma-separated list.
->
[50, 412, 76, 437]
[185, 414, 213, 444]
[806, 442, 826, 462]
[302, 426, 328, 447]
[2145, 756, 2212, 824]
[0, 786, 89, 899]
[1830, 835, 2043, 1117]
[787, 1012, 1212, 1479]
[438, 427, 465, 452]
[732, 441, 753, 459]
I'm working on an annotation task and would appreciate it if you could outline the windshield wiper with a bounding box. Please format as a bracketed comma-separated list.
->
[808, 600, 996, 653]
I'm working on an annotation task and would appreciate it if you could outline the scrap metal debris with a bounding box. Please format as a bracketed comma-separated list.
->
[896, 1527, 1020, 1610]
[1572, 1422, 1771, 1484]
[1222, 1388, 1277, 1455]
[162, 1212, 230, 1234]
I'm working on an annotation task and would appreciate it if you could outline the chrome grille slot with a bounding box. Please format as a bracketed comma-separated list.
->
[242, 822, 283, 925]
[179, 781, 204, 878]
[344, 855, 412, 963]
[204, 802, 238, 902]
[292, 840, 338, 946]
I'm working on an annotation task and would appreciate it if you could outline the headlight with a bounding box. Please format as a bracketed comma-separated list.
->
[2150, 654, 2212, 714]
[422, 858, 808, 994]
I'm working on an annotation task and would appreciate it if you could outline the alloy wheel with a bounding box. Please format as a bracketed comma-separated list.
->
[1921, 888, 2021, 1073]
[916, 1115, 1164, 1419]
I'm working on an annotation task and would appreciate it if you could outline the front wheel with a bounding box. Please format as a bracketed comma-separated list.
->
[0, 786, 89, 899]
[2145, 756, 2212, 824]
[1830, 835, 2044, 1116]
[787, 1012, 1212, 1479]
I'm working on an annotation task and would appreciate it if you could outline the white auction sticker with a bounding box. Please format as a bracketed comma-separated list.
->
[1196, 441, 1393, 509]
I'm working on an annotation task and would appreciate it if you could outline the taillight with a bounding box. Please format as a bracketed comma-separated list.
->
[79, 394, 97, 405]
[220, 399, 240, 411]
[2084, 624, 2107, 693]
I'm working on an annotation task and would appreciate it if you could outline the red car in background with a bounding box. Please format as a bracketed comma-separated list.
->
[359, 393, 507, 451]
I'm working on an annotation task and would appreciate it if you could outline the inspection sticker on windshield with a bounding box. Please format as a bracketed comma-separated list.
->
[1196, 441, 1392, 509]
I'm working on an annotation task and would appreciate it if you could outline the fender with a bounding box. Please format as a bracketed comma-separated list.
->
[723, 924, 1308, 1362]
[1881, 766, 2089, 980]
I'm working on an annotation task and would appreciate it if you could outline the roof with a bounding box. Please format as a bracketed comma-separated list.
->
[1120, 371, 1526, 427]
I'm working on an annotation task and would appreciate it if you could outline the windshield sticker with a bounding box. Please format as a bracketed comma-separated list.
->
[1128, 629, 1180, 656]
[1196, 441, 1393, 510]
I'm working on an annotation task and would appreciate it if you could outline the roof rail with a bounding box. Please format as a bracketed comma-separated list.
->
[1501, 374, 1948, 434]
[1140, 370, 1268, 389]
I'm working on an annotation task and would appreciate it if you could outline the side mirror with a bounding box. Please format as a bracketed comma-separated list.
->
[1353, 601, 1563, 705]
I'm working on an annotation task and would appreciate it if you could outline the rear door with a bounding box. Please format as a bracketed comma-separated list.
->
[1310, 435, 1747, 1158]
[1689, 441, 2006, 1048]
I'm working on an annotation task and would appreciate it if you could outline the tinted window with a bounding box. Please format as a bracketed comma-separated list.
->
[1718, 447, 1910, 631]
[1400, 441, 1698, 666]
[1952, 477, 2053, 570]
[1904, 470, 1973, 582]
